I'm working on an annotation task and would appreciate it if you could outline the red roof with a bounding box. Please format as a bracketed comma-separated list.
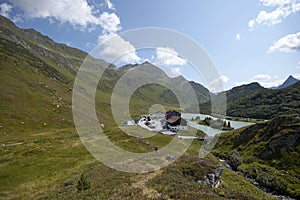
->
[167, 115, 180, 123]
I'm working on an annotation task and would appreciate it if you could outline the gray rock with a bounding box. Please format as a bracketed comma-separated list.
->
[198, 167, 223, 188]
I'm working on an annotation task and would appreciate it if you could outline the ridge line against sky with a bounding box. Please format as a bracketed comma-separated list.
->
[0, 0, 299, 92]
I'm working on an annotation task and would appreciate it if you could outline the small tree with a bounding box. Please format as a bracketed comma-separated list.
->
[77, 174, 91, 192]
[226, 150, 242, 171]
[227, 121, 231, 128]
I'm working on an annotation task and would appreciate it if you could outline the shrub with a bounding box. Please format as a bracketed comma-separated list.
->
[76, 174, 91, 192]
[226, 150, 242, 171]
[256, 172, 287, 193]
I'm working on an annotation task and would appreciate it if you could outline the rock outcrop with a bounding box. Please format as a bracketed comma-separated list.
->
[198, 167, 223, 188]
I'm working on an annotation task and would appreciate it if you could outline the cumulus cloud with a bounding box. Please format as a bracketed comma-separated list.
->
[11, 0, 100, 28]
[248, 20, 255, 30]
[268, 32, 300, 53]
[0, 3, 12, 18]
[208, 75, 229, 93]
[260, 0, 296, 7]
[96, 11, 141, 65]
[99, 12, 121, 34]
[97, 34, 141, 65]
[155, 47, 187, 66]
[249, 0, 300, 29]
[155, 66, 182, 78]
[236, 34, 241, 40]
[10, 0, 141, 64]
[105, 0, 115, 10]
[253, 74, 272, 80]
[297, 60, 300, 68]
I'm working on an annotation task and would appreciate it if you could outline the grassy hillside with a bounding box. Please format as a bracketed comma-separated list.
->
[212, 115, 300, 198]
[199, 82, 300, 119]
[0, 15, 276, 199]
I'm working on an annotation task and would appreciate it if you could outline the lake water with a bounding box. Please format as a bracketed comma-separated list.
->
[182, 113, 254, 137]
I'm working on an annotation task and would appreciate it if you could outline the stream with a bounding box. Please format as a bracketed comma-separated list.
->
[219, 159, 295, 200]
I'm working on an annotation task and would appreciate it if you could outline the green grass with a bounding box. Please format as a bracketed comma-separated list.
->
[0, 128, 95, 199]
[212, 115, 300, 198]
[0, 17, 284, 199]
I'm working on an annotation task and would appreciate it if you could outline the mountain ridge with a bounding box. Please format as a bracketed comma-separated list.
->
[0, 14, 297, 200]
[276, 75, 299, 89]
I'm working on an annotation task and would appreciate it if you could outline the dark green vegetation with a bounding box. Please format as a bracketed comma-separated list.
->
[0, 15, 297, 199]
[194, 117, 233, 131]
[212, 115, 300, 198]
[199, 82, 300, 119]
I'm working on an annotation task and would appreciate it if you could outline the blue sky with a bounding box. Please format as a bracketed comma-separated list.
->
[0, 0, 300, 91]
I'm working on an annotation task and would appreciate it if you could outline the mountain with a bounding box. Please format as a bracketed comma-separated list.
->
[198, 81, 300, 119]
[1, 16, 273, 199]
[198, 82, 266, 115]
[276, 75, 299, 89]
[225, 82, 300, 119]
[212, 114, 300, 198]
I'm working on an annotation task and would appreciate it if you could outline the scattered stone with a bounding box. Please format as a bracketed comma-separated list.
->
[43, 123, 47, 126]
[198, 167, 223, 188]
[100, 124, 105, 128]
[21, 121, 25, 125]
[56, 104, 60, 108]
[166, 155, 175, 161]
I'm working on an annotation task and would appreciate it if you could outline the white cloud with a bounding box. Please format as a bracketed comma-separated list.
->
[105, 0, 115, 10]
[97, 34, 141, 65]
[208, 75, 229, 93]
[220, 75, 229, 83]
[248, 20, 255, 30]
[99, 12, 121, 34]
[12, 0, 100, 28]
[260, 0, 296, 7]
[249, 0, 300, 29]
[155, 66, 182, 78]
[11, 0, 140, 64]
[155, 47, 187, 66]
[253, 74, 272, 80]
[234, 81, 252, 87]
[236, 34, 241, 40]
[235, 73, 285, 88]
[0, 3, 12, 18]
[297, 60, 300, 68]
[96, 11, 141, 65]
[293, 73, 300, 79]
[268, 32, 300, 53]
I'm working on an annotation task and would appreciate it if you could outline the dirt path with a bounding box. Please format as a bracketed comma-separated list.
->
[131, 170, 166, 199]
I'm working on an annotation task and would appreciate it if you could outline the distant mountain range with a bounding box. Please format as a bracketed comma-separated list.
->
[0, 14, 299, 133]
[0, 15, 299, 200]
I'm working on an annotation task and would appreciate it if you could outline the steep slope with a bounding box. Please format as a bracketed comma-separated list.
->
[198, 82, 266, 115]
[121, 62, 211, 108]
[212, 115, 300, 198]
[199, 81, 300, 119]
[0, 16, 277, 199]
[226, 82, 300, 119]
[277, 75, 299, 89]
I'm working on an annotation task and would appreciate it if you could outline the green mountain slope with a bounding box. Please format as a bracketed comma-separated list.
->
[212, 115, 300, 198]
[0, 16, 274, 199]
[199, 82, 300, 119]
